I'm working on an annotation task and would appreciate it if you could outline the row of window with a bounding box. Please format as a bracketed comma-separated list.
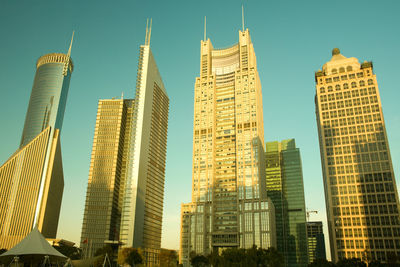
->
[320, 79, 374, 92]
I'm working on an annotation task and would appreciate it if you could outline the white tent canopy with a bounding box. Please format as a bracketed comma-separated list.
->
[0, 226, 67, 263]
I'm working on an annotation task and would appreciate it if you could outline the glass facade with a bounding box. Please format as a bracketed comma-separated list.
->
[307, 221, 326, 263]
[20, 54, 73, 148]
[265, 139, 308, 267]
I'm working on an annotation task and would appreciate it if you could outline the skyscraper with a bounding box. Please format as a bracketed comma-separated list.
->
[0, 37, 74, 249]
[307, 221, 326, 263]
[80, 98, 134, 256]
[265, 139, 308, 267]
[80, 22, 169, 266]
[315, 48, 400, 262]
[179, 27, 275, 266]
[119, 23, 169, 266]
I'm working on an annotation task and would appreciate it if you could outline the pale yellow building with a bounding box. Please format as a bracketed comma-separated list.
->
[0, 47, 73, 249]
[315, 48, 400, 262]
[80, 98, 134, 257]
[180, 28, 275, 266]
[81, 24, 169, 267]
[0, 127, 64, 249]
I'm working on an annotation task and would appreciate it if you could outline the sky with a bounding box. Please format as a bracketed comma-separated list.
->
[1, 0, 400, 260]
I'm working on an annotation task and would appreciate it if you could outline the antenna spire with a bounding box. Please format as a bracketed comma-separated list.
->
[204, 16, 206, 41]
[242, 5, 245, 32]
[148, 18, 152, 46]
[145, 18, 152, 46]
[145, 19, 149, 45]
[63, 31, 74, 76]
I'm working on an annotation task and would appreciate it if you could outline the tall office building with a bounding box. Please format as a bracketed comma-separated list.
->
[80, 98, 134, 256]
[315, 48, 400, 262]
[307, 221, 326, 263]
[0, 38, 74, 249]
[179, 28, 275, 266]
[265, 139, 308, 267]
[80, 23, 169, 266]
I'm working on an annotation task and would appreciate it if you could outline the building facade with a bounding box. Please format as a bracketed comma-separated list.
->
[265, 139, 308, 267]
[0, 51, 73, 249]
[80, 98, 134, 257]
[307, 221, 326, 263]
[315, 48, 400, 262]
[179, 28, 275, 266]
[81, 26, 169, 266]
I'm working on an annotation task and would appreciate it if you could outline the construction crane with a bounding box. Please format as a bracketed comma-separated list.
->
[306, 210, 318, 221]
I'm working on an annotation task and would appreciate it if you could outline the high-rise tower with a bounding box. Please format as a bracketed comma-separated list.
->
[0, 36, 74, 249]
[315, 48, 400, 262]
[265, 139, 308, 267]
[179, 28, 275, 266]
[80, 98, 134, 257]
[119, 21, 169, 265]
[307, 221, 326, 263]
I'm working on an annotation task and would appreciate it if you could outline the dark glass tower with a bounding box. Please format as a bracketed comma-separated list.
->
[20, 53, 73, 148]
[265, 139, 308, 267]
[0, 36, 74, 250]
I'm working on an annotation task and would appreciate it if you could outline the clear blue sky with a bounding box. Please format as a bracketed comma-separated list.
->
[1, 0, 400, 259]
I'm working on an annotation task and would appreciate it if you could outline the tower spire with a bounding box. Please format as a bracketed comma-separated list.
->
[63, 31, 74, 76]
[148, 18, 152, 46]
[145, 19, 149, 45]
[145, 18, 152, 46]
[242, 5, 245, 32]
[204, 16, 206, 41]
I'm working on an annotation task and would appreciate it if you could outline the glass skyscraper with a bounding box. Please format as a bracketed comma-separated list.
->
[0, 43, 74, 249]
[179, 27, 275, 266]
[265, 139, 308, 267]
[315, 48, 400, 262]
[20, 54, 72, 148]
[80, 24, 169, 266]
[307, 221, 326, 263]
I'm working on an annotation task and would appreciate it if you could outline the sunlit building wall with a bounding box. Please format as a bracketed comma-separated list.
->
[80, 99, 134, 256]
[265, 139, 308, 267]
[315, 48, 400, 262]
[119, 39, 169, 266]
[0, 52, 73, 249]
[180, 28, 275, 266]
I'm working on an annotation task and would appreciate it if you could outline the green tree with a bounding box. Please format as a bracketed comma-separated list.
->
[387, 252, 400, 267]
[256, 247, 284, 267]
[189, 252, 209, 267]
[308, 258, 335, 267]
[159, 249, 178, 267]
[118, 247, 143, 266]
[94, 245, 114, 257]
[369, 260, 385, 267]
[336, 258, 366, 267]
[53, 245, 82, 260]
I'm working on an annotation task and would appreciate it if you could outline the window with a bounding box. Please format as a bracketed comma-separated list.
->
[359, 80, 365, 86]
[339, 68, 345, 73]
[343, 83, 349, 89]
[347, 66, 353, 71]
[320, 87, 325, 93]
[335, 84, 341, 91]
[351, 82, 357, 88]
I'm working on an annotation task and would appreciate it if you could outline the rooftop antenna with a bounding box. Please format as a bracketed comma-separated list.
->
[204, 16, 206, 41]
[242, 5, 245, 32]
[63, 31, 74, 76]
[121, 92, 124, 99]
[145, 19, 149, 45]
[147, 18, 152, 46]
